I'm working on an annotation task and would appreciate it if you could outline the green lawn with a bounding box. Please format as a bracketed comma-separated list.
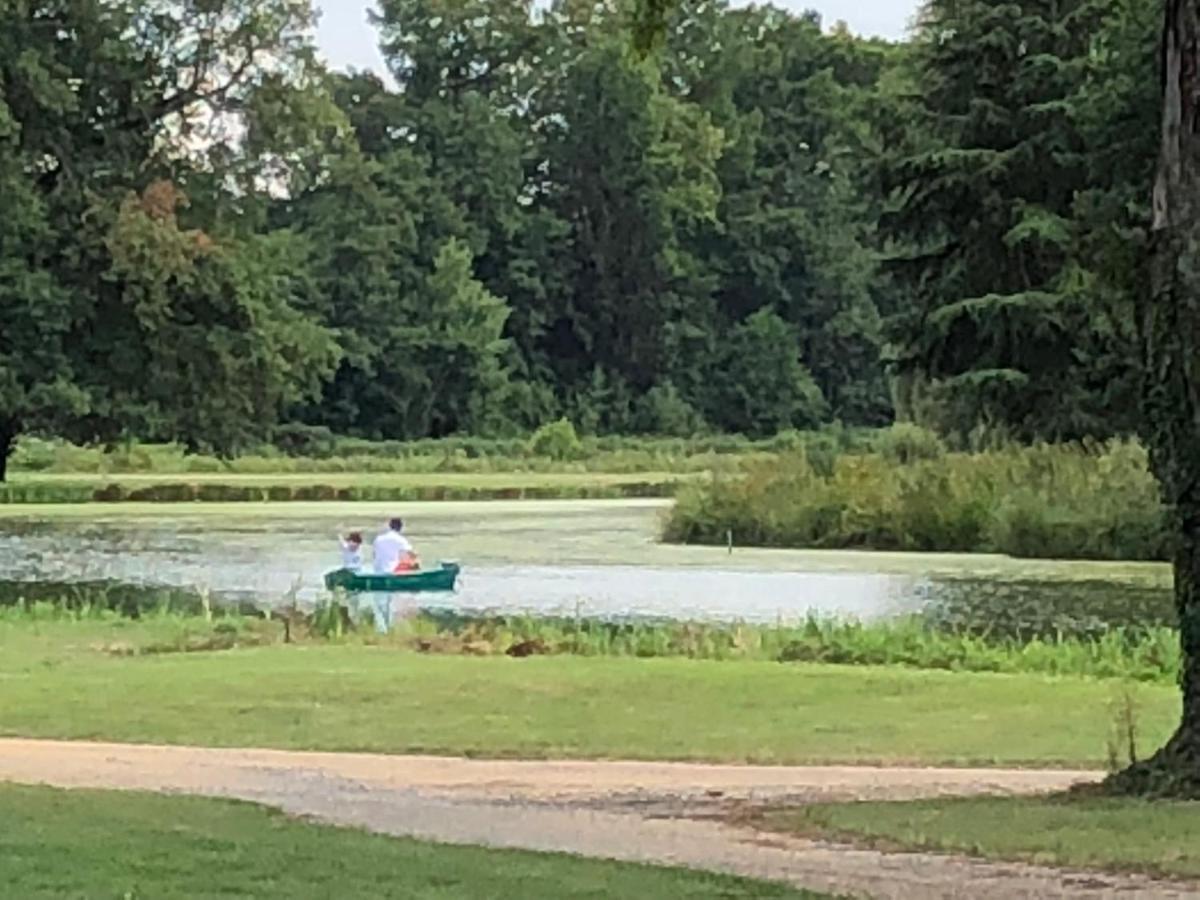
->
[764, 796, 1200, 880]
[0, 784, 819, 899]
[0, 620, 1179, 766]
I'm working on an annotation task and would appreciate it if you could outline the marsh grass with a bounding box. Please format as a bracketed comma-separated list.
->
[0, 596, 1178, 683]
[665, 439, 1169, 561]
[10, 433, 816, 477]
[400, 611, 1181, 683]
[0, 476, 681, 504]
[0, 579, 260, 619]
[0, 429, 881, 503]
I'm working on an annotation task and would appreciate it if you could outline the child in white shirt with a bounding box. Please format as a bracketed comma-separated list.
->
[340, 532, 364, 571]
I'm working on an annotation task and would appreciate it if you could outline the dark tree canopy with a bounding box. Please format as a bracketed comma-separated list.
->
[0, 0, 339, 464]
[259, 0, 901, 441]
[0, 0, 1166, 465]
[882, 0, 1143, 442]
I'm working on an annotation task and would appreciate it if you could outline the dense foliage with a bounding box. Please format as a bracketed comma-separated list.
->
[0, 0, 1162, 478]
[882, 0, 1157, 442]
[665, 436, 1170, 562]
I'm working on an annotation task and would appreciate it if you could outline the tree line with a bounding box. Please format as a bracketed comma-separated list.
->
[0, 0, 1162, 480]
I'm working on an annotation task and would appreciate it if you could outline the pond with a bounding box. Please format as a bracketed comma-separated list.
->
[0, 500, 1176, 635]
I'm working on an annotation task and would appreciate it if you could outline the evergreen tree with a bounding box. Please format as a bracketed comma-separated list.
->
[884, 0, 1127, 441]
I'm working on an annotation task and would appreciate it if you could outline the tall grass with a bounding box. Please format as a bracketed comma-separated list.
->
[10, 430, 875, 478]
[664, 437, 1170, 561]
[405, 612, 1180, 683]
[0, 479, 678, 504]
[0, 427, 881, 503]
[0, 595, 1179, 682]
[0, 580, 261, 618]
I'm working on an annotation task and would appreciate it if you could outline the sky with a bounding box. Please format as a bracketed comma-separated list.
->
[313, 1, 920, 78]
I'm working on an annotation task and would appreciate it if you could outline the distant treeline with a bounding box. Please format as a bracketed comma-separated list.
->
[1, 1, 1158, 480]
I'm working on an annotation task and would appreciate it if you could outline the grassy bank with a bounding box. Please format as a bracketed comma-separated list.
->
[10, 431, 868, 477]
[0, 471, 684, 504]
[0, 596, 1182, 684]
[0, 615, 1179, 766]
[0, 428, 871, 503]
[665, 438, 1169, 561]
[0, 785, 817, 899]
[409, 611, 1182, 684]
[764, 797, 1200, 880]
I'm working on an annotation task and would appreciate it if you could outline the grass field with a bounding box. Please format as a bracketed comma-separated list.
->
[0, 784, 819, 899]
[764, 796, 1200, 880]
[0, 619, 1179, 766]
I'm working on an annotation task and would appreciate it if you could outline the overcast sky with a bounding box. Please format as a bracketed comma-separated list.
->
[313, 1, 919, 78]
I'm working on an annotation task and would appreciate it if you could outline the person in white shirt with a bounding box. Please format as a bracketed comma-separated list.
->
[340, 532, 364, 571]
[373, 518, 420, 573]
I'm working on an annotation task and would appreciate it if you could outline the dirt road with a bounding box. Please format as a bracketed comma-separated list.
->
[0, 739, 1194, 899]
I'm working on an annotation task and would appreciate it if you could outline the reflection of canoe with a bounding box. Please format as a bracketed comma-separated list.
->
[324, 563, 461, 593]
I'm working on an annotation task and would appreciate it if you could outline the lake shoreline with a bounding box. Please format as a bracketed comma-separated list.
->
[0, 499, 1176, 635]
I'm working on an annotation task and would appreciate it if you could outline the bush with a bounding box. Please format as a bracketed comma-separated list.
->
[108, 443, 185, 473]
[527, 418, 583, 461]
[873, 422, 947, 464]
[632, 382, 707, 437]
[272, 424, 339, 458]
[9, 437, 61, 472]
[707, 310, 829, 436]
[664, 439, 1169, 561]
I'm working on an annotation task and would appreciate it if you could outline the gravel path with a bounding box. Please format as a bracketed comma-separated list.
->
[0, 739, 1195, 899]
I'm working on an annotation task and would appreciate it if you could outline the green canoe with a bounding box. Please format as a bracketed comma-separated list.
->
[324, 562, 461, 593]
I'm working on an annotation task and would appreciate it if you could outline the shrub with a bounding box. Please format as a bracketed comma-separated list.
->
[527, 418, 583, 461]
[182, 454, 226, 473]
[632, 382, 707, 437]
[664, 439, 1169, 561]
[873, 422, 947, 464]
[9, 437, 61, 472]
[271, 424, 339, 458]
[707, 310, 829, 436]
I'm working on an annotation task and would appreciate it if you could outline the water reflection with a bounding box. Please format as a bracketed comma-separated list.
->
[0, 502, 1176, 632]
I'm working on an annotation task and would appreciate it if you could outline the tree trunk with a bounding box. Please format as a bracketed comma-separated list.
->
[0, 419, 15, 484]
[1108, 0, 1200, 796]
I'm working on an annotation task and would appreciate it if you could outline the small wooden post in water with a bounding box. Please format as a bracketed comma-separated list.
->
[727, 529, 733, 555]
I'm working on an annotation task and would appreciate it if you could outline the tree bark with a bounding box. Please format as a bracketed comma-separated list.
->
[1108, 0, 1200, 796]
[0, 419, 15, 484]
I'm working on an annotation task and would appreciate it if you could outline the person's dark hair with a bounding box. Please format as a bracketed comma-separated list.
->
[346, 532, 363, 545]
[389, 518, 404, 532]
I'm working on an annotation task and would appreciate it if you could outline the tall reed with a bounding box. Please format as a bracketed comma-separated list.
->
[664, 438, 1169, 561]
